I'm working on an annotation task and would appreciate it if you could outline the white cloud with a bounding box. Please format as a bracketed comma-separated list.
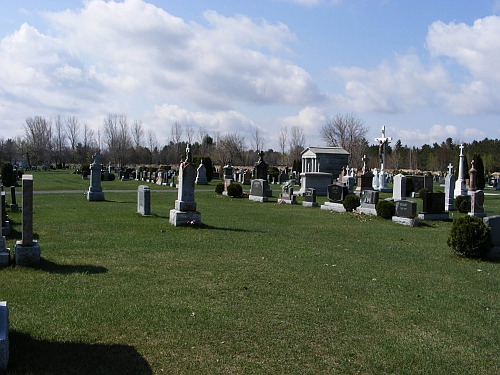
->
[276, 106, 328, 146]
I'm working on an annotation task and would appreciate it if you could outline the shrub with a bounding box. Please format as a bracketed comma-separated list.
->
[81, 164, 90, 175]
[418, 187, 429, 198]
[454, 195, 470, 213]
[215, 182, 224, 195]
[343, 195, 360, 212]
[227, 183, 243, 197]
[376, 200, 395, 219]
[268, 166, 279, 181]
[447, 215, 493, 258]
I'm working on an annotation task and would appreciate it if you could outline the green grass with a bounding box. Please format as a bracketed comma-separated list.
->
[2, 171, 500, 374]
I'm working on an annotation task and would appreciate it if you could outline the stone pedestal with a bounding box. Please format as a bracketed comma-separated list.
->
[169, 149, 201, 227]
[320, 202, 346, 212]
[87, 153, 105, 201]
[14, 241, 41, 266]
[468, 190, 486, 218]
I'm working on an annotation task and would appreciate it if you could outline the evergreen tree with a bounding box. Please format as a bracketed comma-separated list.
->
[472, 153, 485, 190]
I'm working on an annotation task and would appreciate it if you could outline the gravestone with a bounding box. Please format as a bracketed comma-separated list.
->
[497, 176, 500, 190]
[454, 144, 468, 197]
[372, 168, 379, 190]
[469, 191, 486, 218]
[223, 162, 234, 180]
[253, 151, 272, 197]
[327, 184, 348, 203]
[356, 190, 379, 215]
[14, 175, 41, 265]
[302, 188, 318, 207]
[0, 301, 8, 373]
[86, 153, 105, 201]
[243, 171, 252, 185]
[321, 184, 349, 212]
[355, 155, 374, 196]
[278, 172, 289, 184]
[137, 185, 151, 216]
[9, 186, 18, 213]
[444, 164, 455, 211]
[418, 192, 449, 220]
[392, 200, 419, 226]
[249, 179, 269, 202]
[483, 216, 500, 260]
[279, 182, 297, 204]
[0, 234, 10, 267]
[342, 176, 355, 194]
[195, 160, 208, 185]
[393, 174, 406, 201]
[1, 192, 9, 236]
[169, 145, 201, 226]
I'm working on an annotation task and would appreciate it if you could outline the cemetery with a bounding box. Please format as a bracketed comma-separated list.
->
[0, 159, 499, 374]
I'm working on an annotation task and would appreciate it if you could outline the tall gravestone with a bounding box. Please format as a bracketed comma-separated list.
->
[169, 145, 201, 226]
[454, 144, 467, 197]
[195, 160, 208, 185]
[444, 163, 455, 212]
[374, 126, 392, 192]
[9, 186, 18, 213]
[468, 160, 486, 218]
[355, 155, 374, 196]
[393, 174, 406, 201]
[14, 175, 41, 265]
[137, 185, 151, 216]
[87, 153, 105, 201]
[0, 192, 9, 236]
[253, 151, 272, 197]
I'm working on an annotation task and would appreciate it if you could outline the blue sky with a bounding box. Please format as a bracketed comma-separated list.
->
[1, 0, 500, 151]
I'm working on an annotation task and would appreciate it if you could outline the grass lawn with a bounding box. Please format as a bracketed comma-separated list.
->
[2, 170, 500, 374]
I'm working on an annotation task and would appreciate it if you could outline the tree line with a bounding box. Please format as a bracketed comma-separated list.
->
[1, 113, 499, 174]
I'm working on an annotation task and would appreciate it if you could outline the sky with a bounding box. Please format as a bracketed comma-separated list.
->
[1, 0, 500, 152]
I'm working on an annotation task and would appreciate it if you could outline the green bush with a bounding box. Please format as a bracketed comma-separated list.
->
[447, 215, 493, 258]
[376, 200, 395, 219]
[80, 164, 90, 175]
[454, 195, 470, 213]
[268, 166, 279, 181]
[215, 182, 224, 195]
[227, 183, 243, 197]
[418, 187, 429, 198]
[343, 195, 360, 212]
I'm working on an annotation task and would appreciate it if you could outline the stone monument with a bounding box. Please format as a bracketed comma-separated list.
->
[87, 153, 105, 201]
[454, 144, 467, 197]
[14, 175, 41, 265]
[393, 174, 406, 201]
[9, 186, 18, 213]
[249, 179, 269, 202]
[355, 155, 374, 196]
[302, 188, 318, 207]
[137, 185, 151, 216]
[253, 151, 272, 197]
[195, 160, 208, 185]
[356, 190, 379, 215]
[468, 160, 486, 218]
[444, 163, 455, 212]
[279, 181, 297, 204]
[169, 144, 201, 226]
[374, 126, 392, 192]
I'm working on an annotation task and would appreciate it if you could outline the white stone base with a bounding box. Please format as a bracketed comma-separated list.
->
[249, 195, 268, 202]
[392, 216, 419, 226]
[14, 241, 41, 266]
[320, 202, 345, 212]
[468, 212, 487, 218]
[302, 201, 318, 207]
[279, 199, 297, 205]
[356, 207, 377, 216]
[417, 213, 449, 220]
[169, 210, 201, 227]
[0, 250, 10, 267]
[0, 301, 8, 373]
[87, 191, 105, 201]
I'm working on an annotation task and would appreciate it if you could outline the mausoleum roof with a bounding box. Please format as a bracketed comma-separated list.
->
[301, 146, 350, 157]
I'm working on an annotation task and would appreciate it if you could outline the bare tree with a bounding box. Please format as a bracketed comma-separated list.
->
[53, 115, 67, 166]
[148, 129, 158, 164]
[217, 133, 246, 165]
[321, 112, 369, 168]
[289, 125, 306, 163]
[278, 125, 288, 165]
[251, 125, 265, 152]
[23, 116, 53, 166]
[170, 122, 183, 144]
[131, 120, 144, 149]
[103, 114, 119, 163]
[186, 123, 194, 145]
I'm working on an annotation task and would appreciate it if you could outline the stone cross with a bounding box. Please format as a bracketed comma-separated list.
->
[447, 163, 453, 176]
[374, 126, 391, 169]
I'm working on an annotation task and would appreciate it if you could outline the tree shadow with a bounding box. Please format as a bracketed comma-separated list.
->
[33, 258, 108, 275]
[8, 331, 152, 375]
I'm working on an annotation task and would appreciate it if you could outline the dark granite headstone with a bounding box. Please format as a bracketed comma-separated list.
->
[395, 200, 417, 218]
[304, 188, 317, 203]
[422, 192, 445, 214]
[327, 184, 348, 203]
[360, 190, 379, 208]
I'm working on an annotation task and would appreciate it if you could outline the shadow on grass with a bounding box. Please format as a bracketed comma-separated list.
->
[5, 228, 40, 242]
[8, 331, 152, 375]
[34, 258, 108, 275]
